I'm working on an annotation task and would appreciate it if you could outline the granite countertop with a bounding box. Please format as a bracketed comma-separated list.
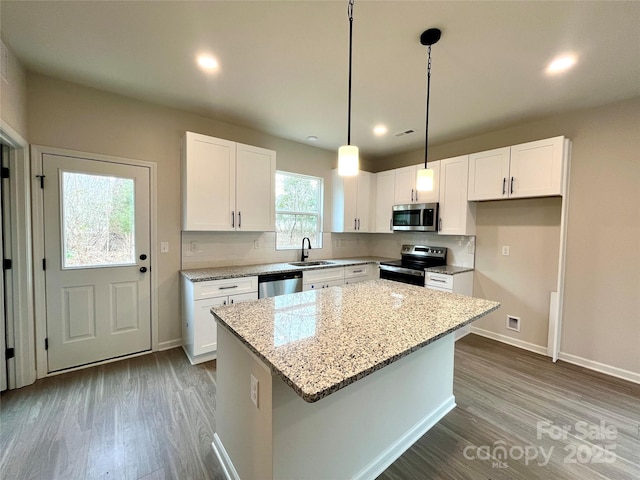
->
[181, 256, 394, 282]
[425, 265, 474, 275]
[212, 279, 500, 403]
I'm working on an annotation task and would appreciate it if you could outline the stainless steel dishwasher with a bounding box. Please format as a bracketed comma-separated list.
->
[258, 271, 303, 298]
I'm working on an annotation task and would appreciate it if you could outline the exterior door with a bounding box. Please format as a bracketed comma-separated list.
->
[1, 144, 9, 390]
[42, 154, 151, 372]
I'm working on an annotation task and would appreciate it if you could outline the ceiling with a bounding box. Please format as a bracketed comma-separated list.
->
[1, 1, 639, 159]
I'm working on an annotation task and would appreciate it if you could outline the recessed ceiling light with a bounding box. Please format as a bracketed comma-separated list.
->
[546, 54, 577, 75]
[373, 125, 388, 136]
[307, 135, 318, 142]
[197, 55, 219, 71]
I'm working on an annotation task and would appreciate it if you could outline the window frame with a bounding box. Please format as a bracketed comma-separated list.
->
[275, 170, 324, 250]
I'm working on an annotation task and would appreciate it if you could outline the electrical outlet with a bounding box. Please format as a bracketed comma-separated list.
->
[506, 315, 521, 332]
[250, 374, 259, 408]
[502, 245, 510, 256]
[190, 241, 199, 253]
[160, 241, 169, 253]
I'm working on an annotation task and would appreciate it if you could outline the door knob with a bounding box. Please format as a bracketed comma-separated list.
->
[140, 267, 148, 273]
[139, 254, 147, 260]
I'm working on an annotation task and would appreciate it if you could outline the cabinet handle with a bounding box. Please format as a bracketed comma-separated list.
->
[502, 177, 506, 195]
[231, 211, 235, 228]
[357, 218, 360, 230]
[352, 269, 363, 273]
[389, 218, 392, 231]
[230, 298, 234, 304]
[238, 211, 241, 228]
[411, 188, 414, 202]
[415, 190, 419, 202]
[223, 300, 227, 305]
[354, 218, 357, 230]
[510, 176, 514, 194]
[219, 285, 239, 290]
[432, 278, 447, 283]
[439, 218, 442, 231]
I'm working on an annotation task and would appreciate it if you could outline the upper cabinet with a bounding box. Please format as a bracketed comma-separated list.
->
[182, 132, 276, 231]
[468, 136, 566, 201]
[439, 155, 476, 236]
[332, 169, 373, 232]
[393, 162, 440, 205]
[374, 170, 395, 233]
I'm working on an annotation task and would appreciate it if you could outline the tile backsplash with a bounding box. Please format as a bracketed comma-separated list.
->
[181, 231, 475, 270]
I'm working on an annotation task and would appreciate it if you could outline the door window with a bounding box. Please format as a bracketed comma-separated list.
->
[61, 171, 135, 268]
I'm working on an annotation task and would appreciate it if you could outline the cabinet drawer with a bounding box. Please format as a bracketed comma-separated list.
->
[193, 276, 258, 300]
[425, 272, 453, 290]
[303, 267, 344, 284]
[344, 264, 369, 279]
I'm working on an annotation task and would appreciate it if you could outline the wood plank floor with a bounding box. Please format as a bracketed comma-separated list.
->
[1, 335, 638, 479]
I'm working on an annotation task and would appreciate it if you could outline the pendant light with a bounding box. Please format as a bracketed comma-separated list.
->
[416, 28, 442, 191]
[338, 0, 359, 176]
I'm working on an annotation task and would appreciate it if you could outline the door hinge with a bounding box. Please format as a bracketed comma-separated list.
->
[45, 338, 49, 350]
[36, 174, 45, 189]
[3, 258, 12, 270]
[42, 258, 46, 270]
[1, 167, 9, 179]
[5, 347, 15, 360]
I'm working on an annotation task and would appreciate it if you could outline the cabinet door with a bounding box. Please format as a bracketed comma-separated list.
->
[228, 291, 258, 305]
[374, 170, 395, 233]
[193, 296, 227, 356]
[468, 147, 511, 201]
[394, 165, 417, 204]
[509, 136, 564, 198]
[414, 161, 441, 204]
[356, 171, 372, 232]
[236, 143, 276, 231]
[183, 133, 236, 231]
[439, 155, 476, 235]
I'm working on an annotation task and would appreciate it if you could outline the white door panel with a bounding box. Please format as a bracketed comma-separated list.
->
[43, 154, 151, 372]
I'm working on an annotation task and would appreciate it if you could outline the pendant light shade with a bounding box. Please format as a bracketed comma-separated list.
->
[338, 145, 359, 176]
[338, 0, 359, 176]
[416, 28, 441, 192]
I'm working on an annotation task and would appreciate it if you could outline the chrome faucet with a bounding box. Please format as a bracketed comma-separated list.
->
[301, 237, 312, 262]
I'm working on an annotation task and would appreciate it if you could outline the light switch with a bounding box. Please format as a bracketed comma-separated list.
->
[502, 246, 510, 256]
[160, 242, 169, 253]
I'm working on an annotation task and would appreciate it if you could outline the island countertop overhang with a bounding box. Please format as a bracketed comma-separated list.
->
[212, 279, 500, 403]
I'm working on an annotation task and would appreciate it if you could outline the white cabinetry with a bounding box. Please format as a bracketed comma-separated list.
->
[425, 270, 473, 340]
[344, 263, 373, 284]
[183, 132, 276, 231]
[468, 136, 566, 201]
[303, 267, 344, 291]
[393, 162, 440, 205]
[439, 155, 476, 235]
[374, 170, 395, 233]
[332, 170, 373, 232]
[182, 276, 258, 364]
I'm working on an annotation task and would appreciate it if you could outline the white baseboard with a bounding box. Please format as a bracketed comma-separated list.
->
[352, 395, 456, 480]
[182, 345, 217, 365]
[157, 338, 182, 351]
[470, 327, 547, 356]
[558, 352, 640, 385]
[212, 433, 241, 480]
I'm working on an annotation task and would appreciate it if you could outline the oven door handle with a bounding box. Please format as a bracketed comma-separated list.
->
[379, 265, 425, 277]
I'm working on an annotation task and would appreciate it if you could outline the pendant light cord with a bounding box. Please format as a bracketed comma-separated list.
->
[424, 44, 432, 169]
[347, 0, 354, 146]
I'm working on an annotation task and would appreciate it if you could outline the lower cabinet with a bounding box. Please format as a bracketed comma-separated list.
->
[425, 270, 474, 340]
[303, 267, 345, 291]
[182, 275, 258, 364]
[344, 263, 374, 284]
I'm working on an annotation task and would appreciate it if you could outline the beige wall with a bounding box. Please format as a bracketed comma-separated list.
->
[376, 98, 640, 374]
[26, 72, 339, 345]
[0, 40, 28, 139]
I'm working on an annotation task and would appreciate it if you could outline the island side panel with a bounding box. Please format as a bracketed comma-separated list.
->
[214, 325, 274, 480]
[272, 334, 456, 480]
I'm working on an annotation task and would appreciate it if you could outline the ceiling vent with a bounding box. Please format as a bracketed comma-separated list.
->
[394, 129, 415, 137]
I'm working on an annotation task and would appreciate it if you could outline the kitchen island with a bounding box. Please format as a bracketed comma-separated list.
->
[211, 279, 499, 480]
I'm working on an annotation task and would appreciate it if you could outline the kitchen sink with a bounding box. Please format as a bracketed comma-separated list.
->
[288, 261, 335, 267]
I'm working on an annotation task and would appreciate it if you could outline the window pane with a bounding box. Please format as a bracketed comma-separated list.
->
[62, 172, 135, 268]
[276, 214, 319, 249]
[276, 173, 319, 213]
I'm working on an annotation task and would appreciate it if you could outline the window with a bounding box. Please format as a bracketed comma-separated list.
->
[275, 171, 323, 250]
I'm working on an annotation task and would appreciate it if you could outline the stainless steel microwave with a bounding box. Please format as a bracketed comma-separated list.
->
[392, 203, 438, 232]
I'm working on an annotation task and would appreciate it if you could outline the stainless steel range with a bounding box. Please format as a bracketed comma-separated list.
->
[379, 244, 447, 286]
